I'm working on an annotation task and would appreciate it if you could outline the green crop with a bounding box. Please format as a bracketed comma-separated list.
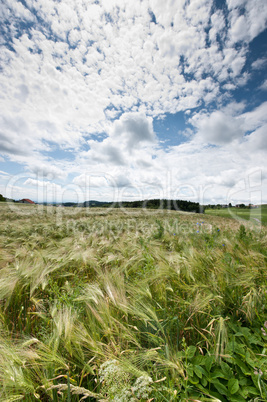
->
[0, 204, 266, 401]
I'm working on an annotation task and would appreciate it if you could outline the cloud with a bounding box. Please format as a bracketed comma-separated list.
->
[189, 102, 267, 153]
[73, 174, 108, 188]
[1, 0, 262, 154]
[245, 125, 267, 151]
[24, 178, 62, 192]
[241, 102, 267, 132]
[72, 172, 131, 190]
[86, 140, 126, 166]
[80, 112, 156, 169]
[29, 163, 67, 180]
[112, 112, 156, 148]
[227, 0, 267, 43]
[113, 174, 131, 188]
[260, 79, 267, 91]
[1, 0, 267, 203]
[191, 110, 244, 145]
[0, 115, 45, 156]
[252, 57, 267, 70]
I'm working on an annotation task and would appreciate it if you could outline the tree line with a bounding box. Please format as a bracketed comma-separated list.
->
[91, 199, 202, 213]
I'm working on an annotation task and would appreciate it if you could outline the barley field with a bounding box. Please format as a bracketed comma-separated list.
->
[0, 203, 266, 401]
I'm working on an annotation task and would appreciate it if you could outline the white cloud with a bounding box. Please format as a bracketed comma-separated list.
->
[24, 178, 62, 191]
[191, 110, 244, 145]
[73, 174, 108, 188]
[245, 125, 267, 151]
[112, 112, 156, 148]
[227, 0, 267, 43]
[79, 112, 157, 170]
[252, 57, 267, 70]
[1, 0, 267, 203]
[86, 140, 126, 166]
[260, 79, 267, 91]
[1, 0, 260, 157]
[241, 102, 267, 132]
[209, 11, 226, 43]
[28, 163, 67, 181]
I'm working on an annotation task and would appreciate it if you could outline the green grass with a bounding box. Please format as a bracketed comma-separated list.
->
[205, 205, 267, 226]
[0, 203, 266, 401]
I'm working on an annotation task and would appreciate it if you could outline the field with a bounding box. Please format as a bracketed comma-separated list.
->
[0, 203, 267, 401]
[205, 205, 267, 226]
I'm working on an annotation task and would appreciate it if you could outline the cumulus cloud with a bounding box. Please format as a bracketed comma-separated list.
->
[81, 112, 157, 169]
[1, 0, 264, 157]
[191, 110, 244, 145]
[86, 140, 126, 166]
[112, 112, 156, 148]
[0, 115, 47, 156]
[227, 0, 267, 43]
[245, 125, 267, 151]
[28, 163, 67, 180]
[0, 0, 267, 203]
[73, 174, 108, 188]
[72, 172, 131, 191]
[24, 178, 62, 192]
[241, 102, 267, 132]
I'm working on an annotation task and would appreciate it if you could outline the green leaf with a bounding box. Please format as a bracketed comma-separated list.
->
[193, 365, 203, 379]
[238, 376, 249, 386]
[213, 380, 228, 396]
[229, 395, 246, 402]
[245, 350, 255, 367]
[201, 376, 208, 387]
[189, 375, 199, 385]
[187, 365, 194, 377]
[233, 343, 245, 355]
[205, 355, 214, 372]
[196, 383, 227, 401]
[249, 334, 263, 346]
[186, 345, 196, 359]
[244, 386, 260, 396]
[251, 373, 261, 390]
[192, 355, 205, 365]
[221, 361, 232, 379]
[228, 378, 239, 394]
[210, 369, 227, 379]
[234, 357, 250, 375]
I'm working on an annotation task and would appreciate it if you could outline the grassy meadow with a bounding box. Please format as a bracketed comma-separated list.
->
[0, 203, 267, 401]
[205, 205, 267, 226]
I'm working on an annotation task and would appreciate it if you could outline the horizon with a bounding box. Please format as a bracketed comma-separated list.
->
[0, 0, 267, 205]
[1, 193, 264, 207]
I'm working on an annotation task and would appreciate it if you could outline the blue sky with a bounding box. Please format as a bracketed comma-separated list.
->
[0, 0, 266, 204]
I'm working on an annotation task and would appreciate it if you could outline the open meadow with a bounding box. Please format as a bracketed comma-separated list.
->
[205, 205, 267, 226]
[0, 203, 266, 401]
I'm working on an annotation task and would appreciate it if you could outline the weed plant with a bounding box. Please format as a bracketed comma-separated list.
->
[0, 204, 266, 401]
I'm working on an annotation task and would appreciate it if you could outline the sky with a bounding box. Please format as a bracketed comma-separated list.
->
[0, 0, 267, 205]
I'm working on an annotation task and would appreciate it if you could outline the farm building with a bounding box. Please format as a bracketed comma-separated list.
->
[19, 199, 35, 204]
